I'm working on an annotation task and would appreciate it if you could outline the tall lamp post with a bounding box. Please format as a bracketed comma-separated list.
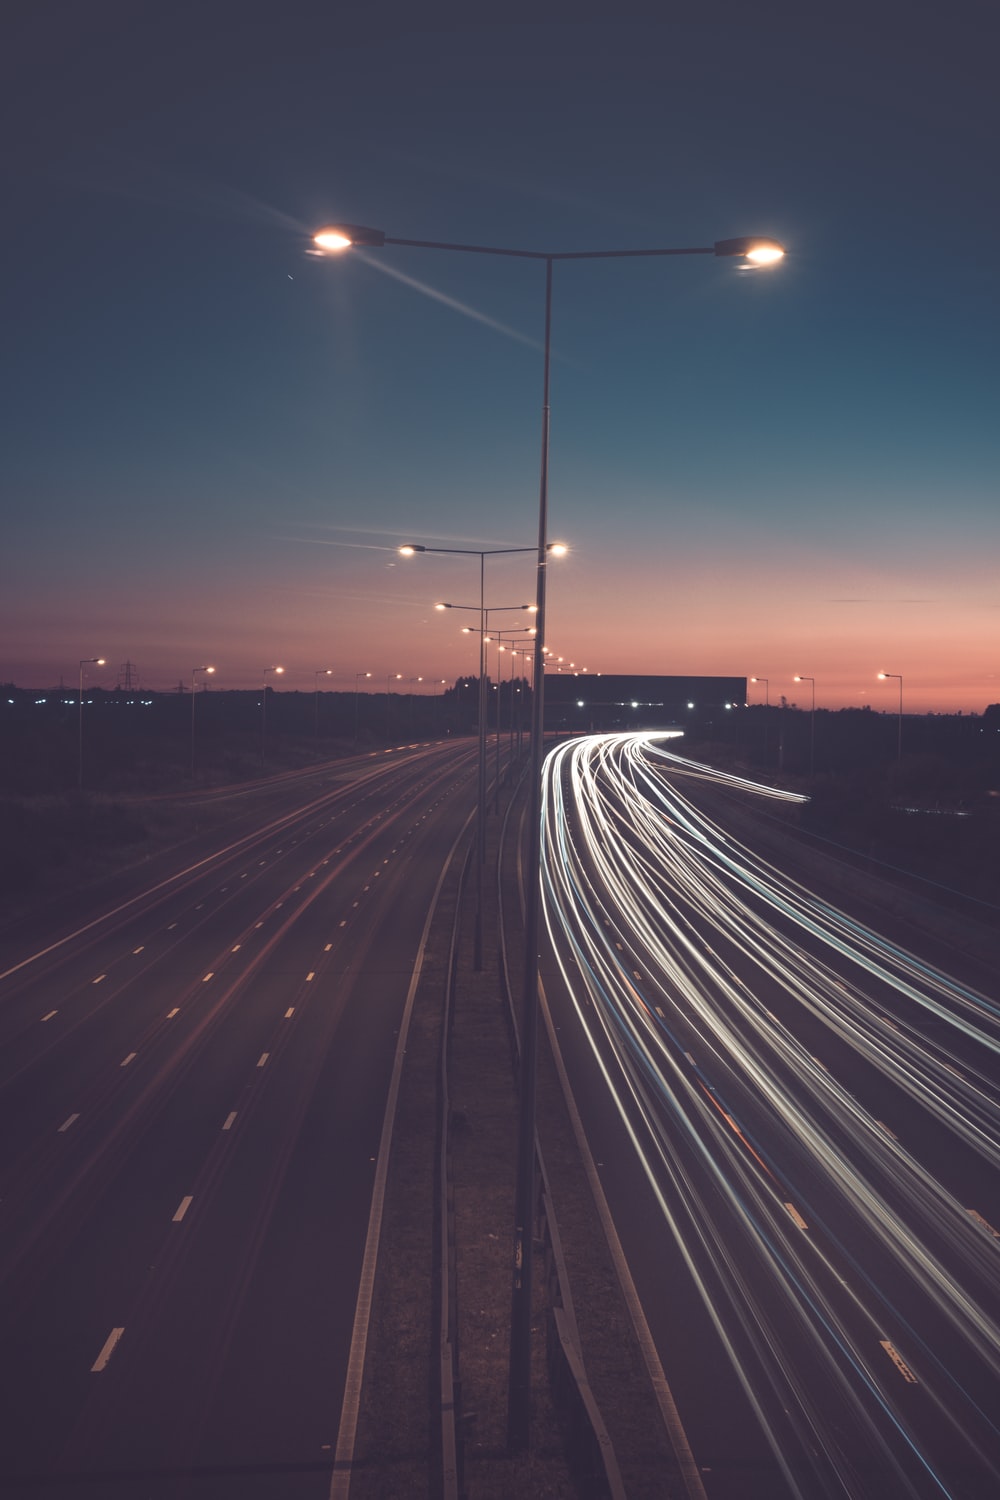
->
[261, 665, 284, 771]
[78, 656, 106, 791]
[385, 672, 402, 743]
[751, 675, 769, 758]
[878, 671, 903, 762]
[314, 668, 334, 746]
[793, 675, 816, 777]
[354, 671, 372, 745]
[315, 219, 785, 1450]
[438, 599, 535, 970]
[190, 664, 215, 778]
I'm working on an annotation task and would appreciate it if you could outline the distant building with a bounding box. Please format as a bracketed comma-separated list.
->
[543, 674, 747, 733]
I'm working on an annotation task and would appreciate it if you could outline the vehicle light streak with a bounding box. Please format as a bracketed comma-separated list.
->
[541, 732, 1000, 1498]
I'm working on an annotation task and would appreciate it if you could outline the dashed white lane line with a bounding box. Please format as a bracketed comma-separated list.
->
[222, 1111, 237, 1131]
[232, 944, 241, 952]
[172, 1196, 193, 1223]
[41, 1010, 58, 1022]
[166, 1007, 179, 1018]
[91, 1327, 125, 1372]
[305, 972, 315, 982]
[58, 1113, 80, 1133]
[167, 923, 177, 931]
[256, 1053, 269, 1068]
[92, 974, 106, 985]
[324, 943, 332, 952]
[202, 973, 214, 982]
[120, 1052, 137, 1068]
[285, 1008, 295, 1019]
[132, 946, 144, 955]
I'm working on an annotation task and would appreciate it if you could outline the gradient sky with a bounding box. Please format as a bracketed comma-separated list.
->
[2, 1, 997, 712]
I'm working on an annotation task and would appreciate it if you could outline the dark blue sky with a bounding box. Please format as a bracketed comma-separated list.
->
[3, 0, 997, 710]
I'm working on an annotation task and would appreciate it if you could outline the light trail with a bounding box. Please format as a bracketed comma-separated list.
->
[541, 732, 1000, 1499]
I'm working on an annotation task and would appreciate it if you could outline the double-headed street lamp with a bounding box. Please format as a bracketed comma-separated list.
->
[878, 671, 904, 762]
[261, 665, 284, 771]
[794, 675, 816, 777]
[78, 655, 106, 791]
[191, 665, 215, 777]
[316, 219, 785, 1448]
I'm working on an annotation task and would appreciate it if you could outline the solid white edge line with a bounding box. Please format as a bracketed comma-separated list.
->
[328, 805, 474, 1500]
[538, 977, 709, 1500]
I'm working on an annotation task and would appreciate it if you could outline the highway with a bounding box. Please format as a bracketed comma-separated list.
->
[539, 732, 1000, 1500]
[0, 739, 478, 1498]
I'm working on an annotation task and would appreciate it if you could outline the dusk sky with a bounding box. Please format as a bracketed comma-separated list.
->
[3, 1, 997, 713]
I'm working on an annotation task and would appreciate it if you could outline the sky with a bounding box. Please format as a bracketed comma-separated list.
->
[2, 0, 997, 713]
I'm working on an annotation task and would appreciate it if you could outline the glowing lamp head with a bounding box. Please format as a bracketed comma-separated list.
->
[547, 541, 569, 557]
[714, 237, 785, 266]
[399, 544, 424, 556]
[96, 658, 106, 667]
[313, 223, 386, 251]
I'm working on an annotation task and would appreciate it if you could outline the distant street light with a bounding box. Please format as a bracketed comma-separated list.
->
[261, 665, 284, 771]
[190, 665, 215, 778]
[354, 671, 372, 745]
[314, 668, 334, 746]
[878, 671, 904, 762]
[751, 675, 770, 757]
[317, 218, 785, 1453]
[78, 656, 106, 791]
[793, 675, 816, 777]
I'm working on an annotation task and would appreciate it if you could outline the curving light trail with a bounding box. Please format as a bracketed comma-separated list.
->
[541, 732, 1000, 1499]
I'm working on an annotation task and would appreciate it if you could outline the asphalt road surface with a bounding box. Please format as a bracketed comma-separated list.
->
[0, 740, 477, 1499]
[539, 732, 1000, 1500]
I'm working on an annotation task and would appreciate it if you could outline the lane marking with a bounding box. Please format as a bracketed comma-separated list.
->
[222, 1111, 237, 1131]
[132, 946, 144, 955]
[91, 1327, 125, 1372]
[880, 1340, 918, 1383]
[285, 1007, 295, 1019]
[784, 1202, 809, 1230]
[58, 1113, 80, 1133]
[172, 1196, 193, 1223]
[305, 972, 315, 982]
[324, 943, 333, 952]
[232, 944, 241, 952]
[120, 1052, 137, 1067]
[167, 923, 177, 931]
[92, 974, 106, 985]
[166, 1007, 179, 1018]
[41, 1010, 58, 1022]
[257, 1053, 269, 1068]
[202, 973, 214, 982]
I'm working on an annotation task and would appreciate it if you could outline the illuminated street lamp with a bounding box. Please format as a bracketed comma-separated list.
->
[751, 675, 770, 757]
[793, 675, 816, 777]
[354, 670, 372, 745]
[190, 665, 215, 778]
[878, 671, 904, 762]
[316, 219, 785, 1451]
[314, 668, 334, 745]
[439, 598, 534, 969]
[261, 665, 284, 771]
[78, 656, 106, 791]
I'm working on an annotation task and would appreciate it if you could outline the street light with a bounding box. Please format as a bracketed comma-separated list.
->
[354, 671, 372, 745]
[439, 599, 535, 969]
[385, 672, 403, 743]
[793, 675, 816, 777]
[317, 219, 784, 1451]
[402, 541, 566, 963]
[878, 671, 903, 762]
[191, 665, 215, 778]
[751, 675, 770, 758]
[261, 665, 284, 771]
[314, 668, 334, 746]
[78, 656, 106, 791]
